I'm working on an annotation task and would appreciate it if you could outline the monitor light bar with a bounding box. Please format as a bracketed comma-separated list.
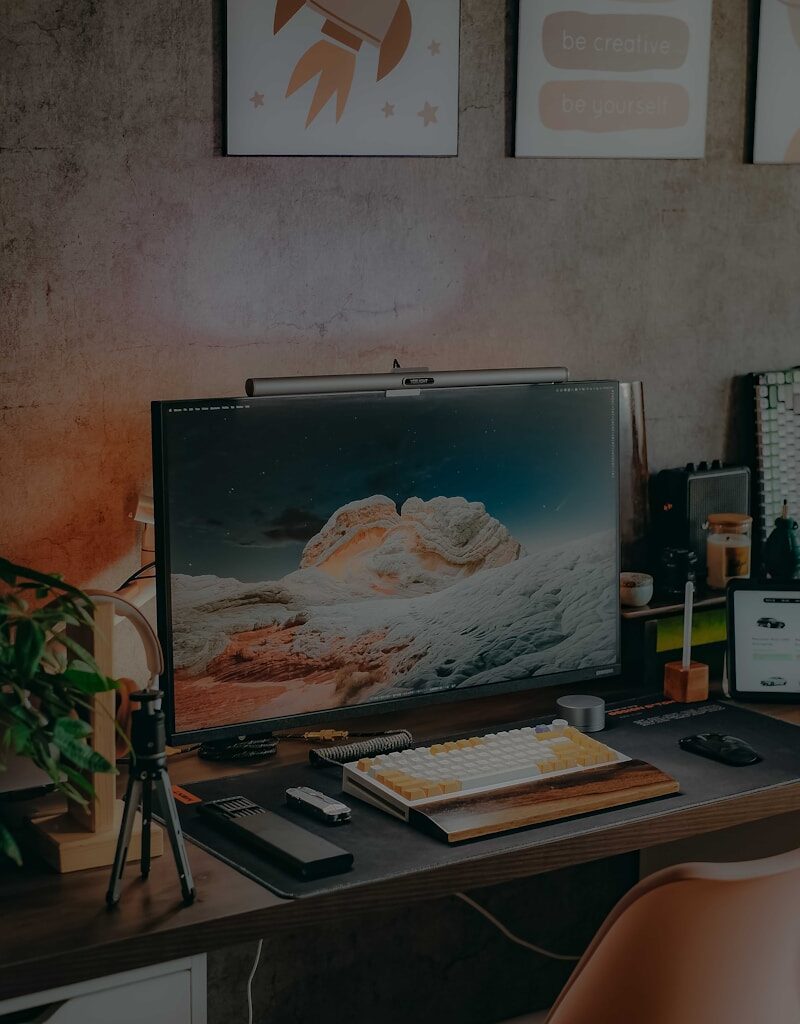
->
[245, 367, 569, 398]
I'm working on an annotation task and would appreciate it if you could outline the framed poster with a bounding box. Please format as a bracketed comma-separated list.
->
[515, 0, 713, 159]
[226, 0, 460, 156]
[754, 0, 800, 163]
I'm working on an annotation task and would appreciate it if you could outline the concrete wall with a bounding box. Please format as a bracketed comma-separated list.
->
[2, 0, 799, 585]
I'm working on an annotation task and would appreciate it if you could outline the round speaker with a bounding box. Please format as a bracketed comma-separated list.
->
[556, 694, 606, 733]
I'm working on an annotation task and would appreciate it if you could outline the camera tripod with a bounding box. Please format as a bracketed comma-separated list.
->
[107, 690, 195, 907]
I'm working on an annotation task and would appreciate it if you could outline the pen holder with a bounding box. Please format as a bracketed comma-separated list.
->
[664, 661, 709, 703]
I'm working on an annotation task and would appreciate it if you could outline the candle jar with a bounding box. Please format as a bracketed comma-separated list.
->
[705, 514, 753, 589]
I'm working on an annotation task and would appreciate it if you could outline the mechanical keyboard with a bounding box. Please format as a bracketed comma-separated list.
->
[342, 719, 679, 843]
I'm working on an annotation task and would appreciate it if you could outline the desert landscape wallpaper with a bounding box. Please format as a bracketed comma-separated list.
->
[161, 386, 619, 731]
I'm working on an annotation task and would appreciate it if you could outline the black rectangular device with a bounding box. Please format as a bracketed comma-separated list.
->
[152, 377, 621, 745]
[198, 796, 353, 880]
[727, 579, 800, 703]
[651, 463, 751, 575]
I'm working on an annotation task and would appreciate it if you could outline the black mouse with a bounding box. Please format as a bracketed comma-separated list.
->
[679, 733, 762, 767]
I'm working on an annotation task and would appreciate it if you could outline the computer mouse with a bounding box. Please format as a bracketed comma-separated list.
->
[679, 733, 762, 767]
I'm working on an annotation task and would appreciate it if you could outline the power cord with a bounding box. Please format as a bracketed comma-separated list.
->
[116, 561, 156, 591]
[247, 938, 263, 1024]
[455, 893, 581, 962]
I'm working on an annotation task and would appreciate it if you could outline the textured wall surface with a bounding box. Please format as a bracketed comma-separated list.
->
[2, 0, 799, 587]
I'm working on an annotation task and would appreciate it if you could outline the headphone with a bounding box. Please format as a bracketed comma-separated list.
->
[85, 590, 164, 690]
[84, 591, 165, 756]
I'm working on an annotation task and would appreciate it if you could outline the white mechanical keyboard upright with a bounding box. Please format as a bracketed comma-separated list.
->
[342, 720, 629, 821]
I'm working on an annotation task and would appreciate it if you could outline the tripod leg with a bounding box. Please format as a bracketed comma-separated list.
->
[106, 774, 144, 907]
[154, 771, 196, 905]
[141, 775, 152, 880]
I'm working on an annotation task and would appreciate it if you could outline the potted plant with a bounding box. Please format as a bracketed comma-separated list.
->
[0, 557, 119, 865]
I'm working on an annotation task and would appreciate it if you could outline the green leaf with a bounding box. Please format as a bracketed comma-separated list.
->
[55, 633, 102, 674]
[63, 666, 117, 694]
[0, 561, 17, 586]
[61, 741, 116, 774]
[13, 619, 45, 677]
[5, 722, 33, 754]
[51, 720, 115, 775]
[0, 558, 88, 601]
[53, 716, 92, 742]
[0, 820, 22, 867]
[59, 762, 96, 798]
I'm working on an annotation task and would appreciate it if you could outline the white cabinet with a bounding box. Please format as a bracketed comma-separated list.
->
[0, 956, 206, 1024]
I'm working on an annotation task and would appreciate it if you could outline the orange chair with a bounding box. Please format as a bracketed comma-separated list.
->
[515, 847, 800, 1024]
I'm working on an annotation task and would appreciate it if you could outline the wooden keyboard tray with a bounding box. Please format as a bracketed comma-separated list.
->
[409, 759, 679, 843]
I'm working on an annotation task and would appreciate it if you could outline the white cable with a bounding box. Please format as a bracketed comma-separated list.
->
[247, 938, 263, 1024]
[455, 893, 581, 962]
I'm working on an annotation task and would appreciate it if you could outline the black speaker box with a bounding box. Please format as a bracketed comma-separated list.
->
[651, 462, 751, 575]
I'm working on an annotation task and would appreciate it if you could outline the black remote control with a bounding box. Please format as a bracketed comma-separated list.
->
[198, 796, 353, 880]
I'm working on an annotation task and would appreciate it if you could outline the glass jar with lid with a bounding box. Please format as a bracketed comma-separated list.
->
[705, 513, 753, 589]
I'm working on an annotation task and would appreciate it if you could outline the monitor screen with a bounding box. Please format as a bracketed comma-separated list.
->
[153, 381, 620, 742]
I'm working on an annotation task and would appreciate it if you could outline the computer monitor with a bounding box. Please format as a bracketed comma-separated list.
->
[152, 377, 621, 744]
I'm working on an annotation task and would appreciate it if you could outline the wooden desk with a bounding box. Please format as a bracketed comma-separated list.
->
[2, 687, 800, 1004]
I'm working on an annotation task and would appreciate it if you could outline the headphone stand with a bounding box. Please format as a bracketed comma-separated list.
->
[27, 600, 165, 873]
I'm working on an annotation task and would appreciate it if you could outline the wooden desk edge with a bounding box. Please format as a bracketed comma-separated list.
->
[3, 778, 800, 1003]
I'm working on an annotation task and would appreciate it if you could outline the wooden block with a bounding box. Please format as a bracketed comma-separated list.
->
[28, 799, 163, 873]
[67, 603, 117, 834]
[664, 661, 710, 703]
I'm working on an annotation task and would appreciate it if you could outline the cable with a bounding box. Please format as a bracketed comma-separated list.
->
[247, 938, 263, 1024]
[455, 893, 581, 962]
[308, 729, 414, 767]
[116, 561, 156, 592]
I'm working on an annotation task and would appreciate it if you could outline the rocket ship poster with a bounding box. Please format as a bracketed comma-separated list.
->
[226, 0, 461, 155]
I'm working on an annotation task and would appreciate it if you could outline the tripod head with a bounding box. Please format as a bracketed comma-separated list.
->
[129, 689, 161, 707]
[129, 689, 167, 769]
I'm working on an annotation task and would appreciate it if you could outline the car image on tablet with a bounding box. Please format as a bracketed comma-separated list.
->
[757, 617, 786, 629]
[761, 677, 788, 687]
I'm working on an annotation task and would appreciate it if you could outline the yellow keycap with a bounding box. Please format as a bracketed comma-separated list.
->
[401, 787, 426, 801]
[441, 779, 462, 794]
[357, 759, 373, 772]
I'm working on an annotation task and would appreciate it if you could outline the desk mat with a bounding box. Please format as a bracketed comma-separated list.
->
[174, 700, 800, 900]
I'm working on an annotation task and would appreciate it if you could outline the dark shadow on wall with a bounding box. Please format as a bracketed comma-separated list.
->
[743, 0, 762, 163]
[505, 0, 519, 158]
[213, 0, 225, 156]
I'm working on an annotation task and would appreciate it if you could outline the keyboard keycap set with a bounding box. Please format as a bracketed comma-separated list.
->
[343, 720, 679, 842]
[754, 368, 800, 544]
[346, 720, 625, 809]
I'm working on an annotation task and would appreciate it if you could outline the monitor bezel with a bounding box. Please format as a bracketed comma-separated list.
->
[152, 379, 622, 745]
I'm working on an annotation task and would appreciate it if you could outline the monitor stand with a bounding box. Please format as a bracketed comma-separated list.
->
[198, 734, 279, 764]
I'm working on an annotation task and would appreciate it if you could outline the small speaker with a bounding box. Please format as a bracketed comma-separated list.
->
[651, 463, 751, 576]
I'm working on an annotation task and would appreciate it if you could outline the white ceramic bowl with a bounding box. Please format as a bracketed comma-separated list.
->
[620, 572, 654, 608]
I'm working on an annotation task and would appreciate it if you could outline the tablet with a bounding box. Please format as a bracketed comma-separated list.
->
[727, 580, 800, 701]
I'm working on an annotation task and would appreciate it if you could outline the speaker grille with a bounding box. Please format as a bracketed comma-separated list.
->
[687, 470, 751, 573]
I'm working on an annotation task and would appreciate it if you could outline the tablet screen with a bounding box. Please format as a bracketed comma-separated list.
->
[733, 589, 800, 694]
